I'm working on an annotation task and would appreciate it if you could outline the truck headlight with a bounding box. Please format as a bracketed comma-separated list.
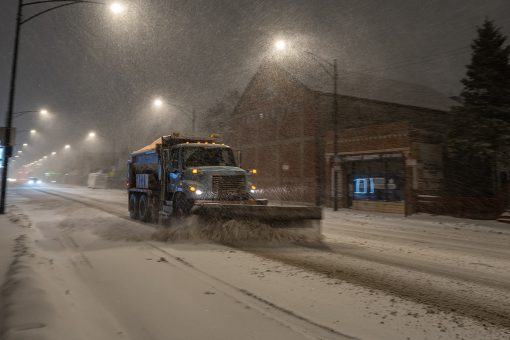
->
[195, 189, 203, 195]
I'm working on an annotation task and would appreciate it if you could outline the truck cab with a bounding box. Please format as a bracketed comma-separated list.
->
[167, 142, 256, 214]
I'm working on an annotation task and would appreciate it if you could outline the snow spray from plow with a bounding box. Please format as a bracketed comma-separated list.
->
[152, 204, 323, 245]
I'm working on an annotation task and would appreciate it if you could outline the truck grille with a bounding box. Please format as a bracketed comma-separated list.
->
[212, 175, 245, 197]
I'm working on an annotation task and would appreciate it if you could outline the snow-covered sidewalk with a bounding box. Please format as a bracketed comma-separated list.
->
[0, 214, 26, 287]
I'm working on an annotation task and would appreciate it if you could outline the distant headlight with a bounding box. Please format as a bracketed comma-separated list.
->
[250, 189, 256, 194]
[36, 180, 42, 184]
[28, 180, 35, 185]
[195, 189, 203, 195]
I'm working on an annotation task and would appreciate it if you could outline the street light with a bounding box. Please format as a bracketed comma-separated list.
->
[152, 97, 197, 134]
[14, 108, 50, 119]
[275, 40, 286, 51]
[110, 2, 126, 14]
[1, 0, 128, 214]
[16, 129, 37, 135]
[153, 98, 164, 108]
[274, 39, 339, 210]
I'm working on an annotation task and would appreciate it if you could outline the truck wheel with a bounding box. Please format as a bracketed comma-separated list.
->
[129, 194, 139, 219]
[138, 194, 151, 222]
[173, 193, 192, 218]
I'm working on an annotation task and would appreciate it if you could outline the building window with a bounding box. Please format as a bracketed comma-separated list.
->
[346, 156, 405, 203]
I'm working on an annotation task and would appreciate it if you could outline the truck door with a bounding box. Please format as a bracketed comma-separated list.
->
[168, 147, 181, 193]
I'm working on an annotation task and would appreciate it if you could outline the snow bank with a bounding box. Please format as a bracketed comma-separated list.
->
[0, 235, 56, 340]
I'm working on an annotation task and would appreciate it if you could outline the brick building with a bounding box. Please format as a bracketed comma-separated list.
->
[230, 58, 456, 215]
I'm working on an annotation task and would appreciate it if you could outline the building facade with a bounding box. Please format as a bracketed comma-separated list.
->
[230, 60, 456, 215]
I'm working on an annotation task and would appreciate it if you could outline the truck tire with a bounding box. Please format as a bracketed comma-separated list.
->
[138, 194, 151, 222]
[129, 194, 139, 219]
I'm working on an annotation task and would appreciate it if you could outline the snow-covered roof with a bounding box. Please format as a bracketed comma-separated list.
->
[269, 57, 456, 112]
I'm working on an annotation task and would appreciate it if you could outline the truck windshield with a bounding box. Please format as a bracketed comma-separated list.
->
[182, 147, 236, 168]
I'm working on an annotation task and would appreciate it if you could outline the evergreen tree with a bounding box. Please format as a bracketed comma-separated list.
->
[461, 20, 510, 122]
[448, 19, 510, 196]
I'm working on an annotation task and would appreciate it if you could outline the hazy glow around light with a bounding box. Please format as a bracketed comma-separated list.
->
[153, 98, 163, 108]
[40, 109, 48, 115]
[110, 2, 126, 14]
[51, 151, 57, 156]
[88, 132, 96, 138]
[275, 40, 286, 50]
[64, 144, 71, 149]
[22, 143, 28, 147]
[30, 129, 36, 134]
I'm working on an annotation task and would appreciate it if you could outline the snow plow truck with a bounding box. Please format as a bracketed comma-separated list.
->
[127, 133, 322, 230]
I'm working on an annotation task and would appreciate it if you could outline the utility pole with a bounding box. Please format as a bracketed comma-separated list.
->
[0, 0, 22, 214]
[333, 59, 339, 211]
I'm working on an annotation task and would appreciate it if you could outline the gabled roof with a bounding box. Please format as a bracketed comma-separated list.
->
[267, 57, 456, 112]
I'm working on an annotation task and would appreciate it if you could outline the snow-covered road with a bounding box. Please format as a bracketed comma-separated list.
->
[1, 184, 509, 340]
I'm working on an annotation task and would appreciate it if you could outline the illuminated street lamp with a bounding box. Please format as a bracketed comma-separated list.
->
[275, 40, 286, 51]
[153, 98, 164, 108]
[1, 0, 128, 214]
[152, 97, 197, 134]
[14, 108, 50, 119]
[110, 2, 126, 14]
[17, 129, 37, 135]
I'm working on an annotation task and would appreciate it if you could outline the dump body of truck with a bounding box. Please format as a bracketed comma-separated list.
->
[127, 134, 321, 232]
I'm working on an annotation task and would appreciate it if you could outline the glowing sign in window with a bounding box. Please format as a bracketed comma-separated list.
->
[354, 178, 375, 194]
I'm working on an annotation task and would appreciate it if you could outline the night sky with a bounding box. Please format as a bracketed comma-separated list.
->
[1, 0, 510, 169]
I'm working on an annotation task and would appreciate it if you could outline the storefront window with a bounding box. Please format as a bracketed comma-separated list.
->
[346, 155, 405, 202]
